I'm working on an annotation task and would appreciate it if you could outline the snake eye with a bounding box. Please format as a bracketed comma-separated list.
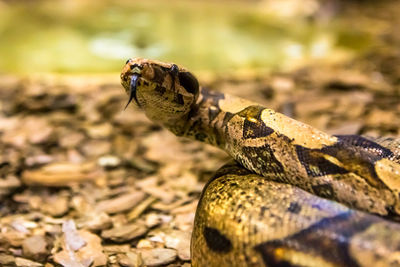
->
[178, 71, 199, 94]
[125, 58, 131, 64]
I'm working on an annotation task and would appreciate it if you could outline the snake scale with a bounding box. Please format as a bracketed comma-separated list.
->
[121, 58, 400, 267]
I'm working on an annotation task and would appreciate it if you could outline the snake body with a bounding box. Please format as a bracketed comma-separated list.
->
[121, 58, 400, 267]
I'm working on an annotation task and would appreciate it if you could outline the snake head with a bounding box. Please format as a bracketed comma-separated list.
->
[121, 58, 200, 130]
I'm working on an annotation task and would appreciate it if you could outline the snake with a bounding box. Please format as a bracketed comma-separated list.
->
[120, 58, 400, 267]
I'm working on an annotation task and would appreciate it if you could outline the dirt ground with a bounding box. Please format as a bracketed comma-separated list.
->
[0, 1, 400, 267]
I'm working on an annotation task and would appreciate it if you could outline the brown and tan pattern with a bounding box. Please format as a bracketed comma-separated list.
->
[121, 58, 400, 267]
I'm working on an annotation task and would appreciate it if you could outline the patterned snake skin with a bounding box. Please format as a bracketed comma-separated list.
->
[120, 58, 400, 267]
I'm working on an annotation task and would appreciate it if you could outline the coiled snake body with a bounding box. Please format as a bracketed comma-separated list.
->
[121, 58, 400, 267]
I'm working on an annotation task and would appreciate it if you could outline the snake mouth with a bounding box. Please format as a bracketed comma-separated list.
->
[124, 73, 140, 109]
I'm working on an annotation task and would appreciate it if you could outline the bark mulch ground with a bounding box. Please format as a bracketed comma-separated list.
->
[1, 2, 400, 266]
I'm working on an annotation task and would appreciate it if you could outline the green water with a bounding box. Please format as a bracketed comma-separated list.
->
[0, 0, 370, 74]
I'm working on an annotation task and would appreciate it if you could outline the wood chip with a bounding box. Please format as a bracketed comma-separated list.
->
[101, 223, 148, 243]
[95, 191, 146, 214]
[127, 196, 157, 221]
[22, 162, 99, 186]
[103, 244, 131, 254]
[15, 257, 43, 267]
[118, 251, 144, 267]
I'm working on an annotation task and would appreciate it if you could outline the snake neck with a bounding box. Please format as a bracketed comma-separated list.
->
[177, 87, 239, 148]
[164, 87, 400, 217]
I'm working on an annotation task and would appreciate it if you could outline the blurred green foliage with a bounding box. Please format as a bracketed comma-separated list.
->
[0, 0, 371, 74]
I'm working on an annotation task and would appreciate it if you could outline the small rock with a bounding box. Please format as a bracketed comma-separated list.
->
[140, 248, 177, 267]
[11, 218, 37, 233]
[136, 239, 155, 249]
[164, 230, 191, 261]
[0, 174, 21, 189]
[22, 235, 48, 261]
[0, 254, 15, 265]
[174, 212, 196, 232]
[77, 212, 112, 231]
[85, 123, 112, 139]
[59, 131, 85, 148]
[98, 155, 121, 168]
[271, 76, 294, 92]
[25, 154, 54, 167]
[1, 116, 54, 147]
[75, 231, 107, 267]
[81, 140, 111, 157]
[28, 125, 53, 145]
[41, 195, 69, 217]
[118, 251, 143, 267]
[1, 226, 28, 246]
[63, 220, 86, 251]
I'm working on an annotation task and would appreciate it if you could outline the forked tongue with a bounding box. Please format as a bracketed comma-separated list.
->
[124, 74, 140, 109]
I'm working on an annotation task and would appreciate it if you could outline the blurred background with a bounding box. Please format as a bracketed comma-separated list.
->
[0, 0, 378, 75]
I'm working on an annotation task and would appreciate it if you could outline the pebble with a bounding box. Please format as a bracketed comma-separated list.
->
[85, 123, 113, 139]
[164, 230, 191, 261]
[140, 248, 177, 267]
[81, 140, 111, 157]
[40, 195, 70, 217]
[22, 235, 48, 261]
[0, 254, 15, 265]
[59, 131, 85, 148]
[25, 154, 54, 167]
[54, 221, 107, 267]
[98, 155, 121, 168]
[77, 212, 112, 231]
[63, 220, 86, 251]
